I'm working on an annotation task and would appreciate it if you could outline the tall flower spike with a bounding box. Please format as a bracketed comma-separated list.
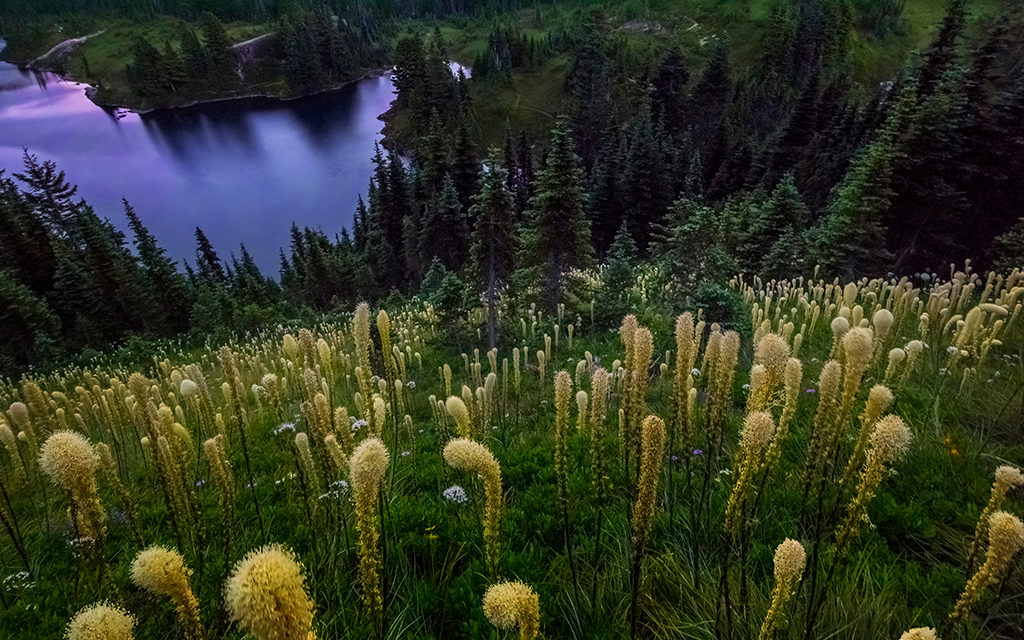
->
[835, 415, 911, 550]
[130, 546, 204, 640]
[757, 539, 806, 640]
[224, 544, 317, 640]
[842, 384, 895, 483]
[725, 411, 776, 534]
[353, 302, 373, 419]
[66, 603, 136, 640]
[39, 430, 106, 544]
[349, 437, 389, 626]
[482, 581, 541, 640]
[631, 416, 666, 549]
[443, 438, 503, 576]
[949, 511, 1024, 627]
[966, 465, 1023, 571]
[445, 396, 473, 439]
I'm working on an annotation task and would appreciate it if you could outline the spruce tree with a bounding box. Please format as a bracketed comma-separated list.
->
[123, 199, 191, 332]
[200, 12, 236, 89]
[470, 150, 517, 349]
[194, 226, 227, 284]
[522, 116, 593, 309]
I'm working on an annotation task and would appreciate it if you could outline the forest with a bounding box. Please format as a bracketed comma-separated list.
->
[0, 1, 1022, 640]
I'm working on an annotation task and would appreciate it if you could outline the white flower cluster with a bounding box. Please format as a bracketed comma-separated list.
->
[442, 485, 468, 504]
[274, 422, 296, 435]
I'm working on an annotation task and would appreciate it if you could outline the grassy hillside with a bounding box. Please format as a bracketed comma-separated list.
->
[0, 266, 1021, 639]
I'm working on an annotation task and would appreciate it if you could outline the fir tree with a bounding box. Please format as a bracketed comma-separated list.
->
[470, 151, 517, 349]
[521, 116, 593, 309]
[123, 199, 191, 332]
[194, 226, 227, 285]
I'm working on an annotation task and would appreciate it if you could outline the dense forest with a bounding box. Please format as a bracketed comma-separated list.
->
[1, 0, 1023, 373]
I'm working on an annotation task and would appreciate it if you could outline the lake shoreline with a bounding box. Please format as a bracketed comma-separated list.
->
[24, 62, 397, 115]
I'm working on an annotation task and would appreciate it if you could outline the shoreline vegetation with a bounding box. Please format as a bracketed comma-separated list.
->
[10, 32, 397, 115]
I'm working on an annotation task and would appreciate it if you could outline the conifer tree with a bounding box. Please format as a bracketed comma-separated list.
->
[521, 116, 593, 309]
[810, 82, 918, 277]
[200, 12, 236, 88]
[470, 151, 517, 349]
[194, 227, 227, 285]
[123, 200, 191, 332]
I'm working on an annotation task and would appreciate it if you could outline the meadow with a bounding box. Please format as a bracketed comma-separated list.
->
[0, 265, 1022, 640]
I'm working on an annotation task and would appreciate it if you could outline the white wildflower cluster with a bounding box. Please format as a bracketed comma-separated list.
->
[274, 422, 296, 435]
[352, 419, 368, 432]
[442, 485, 469, 504]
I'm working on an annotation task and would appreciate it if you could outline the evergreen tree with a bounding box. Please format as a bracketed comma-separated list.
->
[123, 199, 191, 332]
[14, 150, 79, 233]
[521, 116, 593, 309]
[470, 151, 517, 349]
[420, 174, 468, 272]
[200, 11, 236, 88]
[918, 0, 966, 97]
[194, 226, 227, 284]
[810, 83, 918, 277]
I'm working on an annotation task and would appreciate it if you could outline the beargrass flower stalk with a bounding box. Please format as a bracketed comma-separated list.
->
[333, 407, 354, 453]
[835, 415, 911, 551]
[757, 539, 806, 640]
[575, 390, 589, 436]
[829, 316, 850, 359]
[378, 310, 398, 384]
[323, 435, 347, 477]
[445, 396, 473, 439]
[66, 603, 136, 640]
[350, 437, 389, 628]
[948, 511, 1024, 628]
[627, 327, 654, 455]
[835, 328, 874, 429]
[482, 581, 541, 640]
[203, 435, 235, 552]
[801, 360, 842, 491]
[884, 348, 906, 385]
[22, 381, 54, 435]
[553, 371, 582, 607]
[898, 340, 924, 392]
[752, 333, 790, 411]
[725, 412, 776, 535]
[871, 309, 895, 363]
[841, 385, 895, 484]
[130, 546, 204, 640]
[629, 415, 666, 639]
[225, 544, 317, 640]
[39, 430, 106, 544]
[353, 303, 374, 418]
[0, 423, 25, 485]
[966, 465, 1023, 572]
[295, 432, 320, 497]
[763, 358, 802, 472]
[443, 438, 503, 577]
[708, 331, 741, 456]
[8, 401, 38, 464]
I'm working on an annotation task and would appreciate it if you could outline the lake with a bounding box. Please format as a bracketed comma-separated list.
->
[0, 43, 398, 274]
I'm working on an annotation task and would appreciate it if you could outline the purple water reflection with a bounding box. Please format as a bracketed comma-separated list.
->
[0, 48, 395, 274]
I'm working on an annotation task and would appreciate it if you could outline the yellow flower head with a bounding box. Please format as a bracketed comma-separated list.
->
[66, 603, 135, 640]
[482, 581, 540, 640]
[130, 546, 191, 597]
[225, 545, 316, 640]
[39, 430, 97, 491]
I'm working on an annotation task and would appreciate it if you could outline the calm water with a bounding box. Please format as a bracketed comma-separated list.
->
[0, 42, 397, 274]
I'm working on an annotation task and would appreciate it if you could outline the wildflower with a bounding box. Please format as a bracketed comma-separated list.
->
[130, 546, 203, 640]
[350, 437, 389, 627]
[40, 431, 106, 544]
[442, 485, 469, 504]
[274, 422, 296, 435]
[224, 544, 317, 640]
[401, 451, 411, 457]
[757, 539, 806, 640]
[950, 511, 1024, 627]
[66, 603, 136, 640]
[444, 438, 503, 576]
[482, 581, 540, 640]
[899, 629, 938, 640]
[693, 449, 703, 456]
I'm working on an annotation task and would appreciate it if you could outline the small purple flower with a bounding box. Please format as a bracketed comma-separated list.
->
[670, 455, 680, 462]
[195, 479, 206, 488]
[693, 449, 703, 456]
[401, 451, 411, 457]
[806, 388, 816, 394]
